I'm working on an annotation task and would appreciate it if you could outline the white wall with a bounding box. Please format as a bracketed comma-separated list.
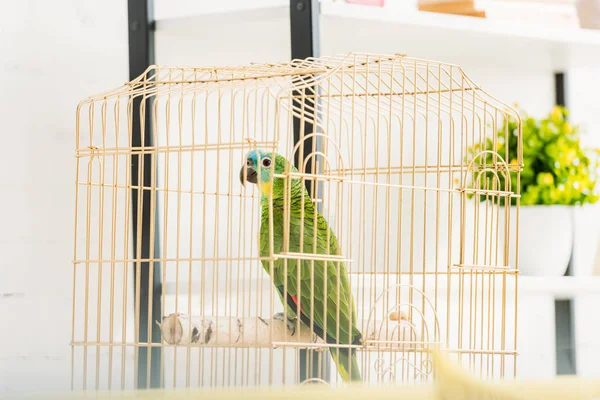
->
[0, 0, 128, 394]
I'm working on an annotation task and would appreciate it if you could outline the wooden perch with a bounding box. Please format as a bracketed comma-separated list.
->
[159, 312, 423, 348]
[160, 314, 320, 347]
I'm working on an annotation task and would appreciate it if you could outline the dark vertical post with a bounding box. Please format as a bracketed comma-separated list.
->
[291, 0, 321, 190]
[128, 0, 162, 389]
[290, 0, 320, 60]
[555, 72, 573, 278]
[290, 0, 330, 383]
[553, 71, 576, 375]
[555, 72, 566, 107]
[555, 299, 577, 374]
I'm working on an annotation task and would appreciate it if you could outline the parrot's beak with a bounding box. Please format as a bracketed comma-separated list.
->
[239, 164, 257, 187]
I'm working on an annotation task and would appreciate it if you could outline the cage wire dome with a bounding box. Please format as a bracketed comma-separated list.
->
[71, 52, 522, 390]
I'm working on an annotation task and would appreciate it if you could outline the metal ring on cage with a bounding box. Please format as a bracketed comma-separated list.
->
[373, 354, 434, 382]
[465, 149, 512, 193]
[299, 378, 331, 386]
[291, 132, 346, 176]
[365, 284, 442, 350]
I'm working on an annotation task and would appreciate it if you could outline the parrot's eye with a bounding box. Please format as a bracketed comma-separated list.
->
[261, 158, 272, 168]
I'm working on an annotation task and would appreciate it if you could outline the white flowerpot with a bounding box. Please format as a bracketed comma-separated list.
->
[512, 206, 573, 277]
[572, 203, 600, 276]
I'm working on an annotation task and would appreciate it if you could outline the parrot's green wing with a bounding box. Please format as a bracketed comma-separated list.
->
[292, 210, 358, 345]
[260, 195, 359, 342]
[259, 189, 362, 381]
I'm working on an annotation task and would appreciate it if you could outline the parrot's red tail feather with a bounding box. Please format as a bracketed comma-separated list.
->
[290, 295, 304, 312]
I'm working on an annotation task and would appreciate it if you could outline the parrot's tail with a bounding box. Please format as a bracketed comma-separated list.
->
[329, 347, 362, 382]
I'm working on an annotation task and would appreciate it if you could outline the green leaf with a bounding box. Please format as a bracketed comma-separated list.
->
[464, 106, 600, 206]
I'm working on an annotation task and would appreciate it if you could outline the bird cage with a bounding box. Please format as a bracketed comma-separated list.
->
[71, 52, 521, 391]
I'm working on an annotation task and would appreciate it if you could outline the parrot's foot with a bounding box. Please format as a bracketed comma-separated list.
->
[273, 312, 297, 337]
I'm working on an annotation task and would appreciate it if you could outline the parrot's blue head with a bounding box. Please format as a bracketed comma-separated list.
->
[239, 149, 295, 198]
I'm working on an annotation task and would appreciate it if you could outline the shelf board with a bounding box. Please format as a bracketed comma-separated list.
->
[155, 2, 600, 70]
[518, 276, 600, 299]
[165, 274, 600, 300]
[320, 2, 600, 69]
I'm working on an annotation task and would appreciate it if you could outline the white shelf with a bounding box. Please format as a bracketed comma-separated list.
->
[165, 274, 600, 299]
[322, 2, 600, 70]
[518, 276, 600, 299]
[153, 0, 288, 21]
[165, 275, 600, 300]
[154, 1, 600, 70]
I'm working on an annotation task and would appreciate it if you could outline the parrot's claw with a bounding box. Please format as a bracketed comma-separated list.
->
[274, 312, 297, 337]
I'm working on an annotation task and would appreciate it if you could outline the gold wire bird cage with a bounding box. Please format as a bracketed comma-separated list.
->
[72, 52, 522, 391]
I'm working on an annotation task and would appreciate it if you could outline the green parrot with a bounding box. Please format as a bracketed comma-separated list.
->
[239, 149, 362, 383]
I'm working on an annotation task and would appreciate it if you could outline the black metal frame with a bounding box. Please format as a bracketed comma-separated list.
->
[290, 0, 320, 61]
[289, 0, 331, 384]
[553, 71, 577, 375]
[555, 299, 577, 375]
[126, 0, 328, 388]
[127, 0, 329, 388]
[554, 72, 566, 108]
[291, 0, 321, 190]
[555, 72, 574, 278]
[128, 0, 162, 389]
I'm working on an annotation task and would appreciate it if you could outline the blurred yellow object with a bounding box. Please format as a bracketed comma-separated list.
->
[565, 122, 573, 134]
[430, 348, 600, 400]
[418, 0, 486, 17]
[552, 105, 564, 120]
[538, 172, 555, 186]
[12, 349, 600, 400]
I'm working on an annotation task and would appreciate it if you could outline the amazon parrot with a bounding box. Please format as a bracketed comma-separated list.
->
[239, 149, 362, 382]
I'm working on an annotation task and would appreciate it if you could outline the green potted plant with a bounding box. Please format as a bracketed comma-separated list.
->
[467, 106, 600, 276]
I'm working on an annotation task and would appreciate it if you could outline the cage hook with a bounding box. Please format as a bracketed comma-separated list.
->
[87, 146, 99, 162]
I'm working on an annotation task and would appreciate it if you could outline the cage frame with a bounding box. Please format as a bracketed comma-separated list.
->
[72, 52, 523, 391]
